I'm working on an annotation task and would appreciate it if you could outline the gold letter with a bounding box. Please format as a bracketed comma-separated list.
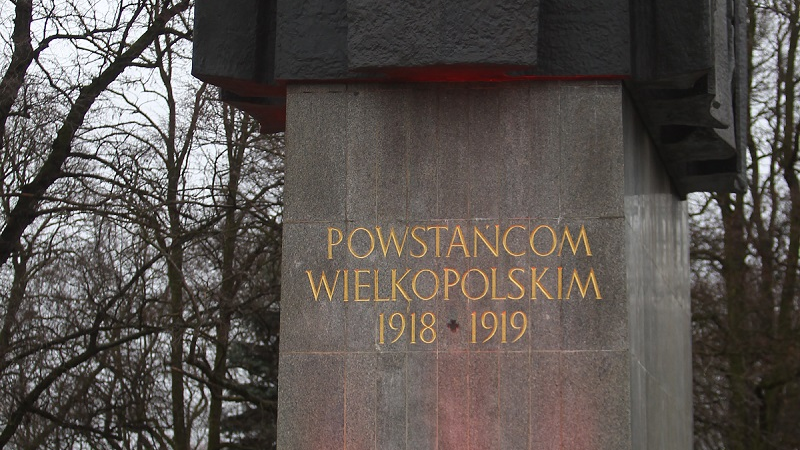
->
[473, 225, 500, 257]
[354, 269, 371, 301]
[392, 269, 412, 301]
[443, 268, 460, 300]
[566, 268, 602, 299]
[306, 270, 340, 301]
[376, 226, 409, 257]
[327, 227, 343, 259]
[410, 226, 428, 258]
[461, 268, 489, 300]
[412, 269, 439, 301]
[502, 225, 526, 257]
[490, 267, 506, 300]
[531, 267, 553, 300]
[557, 267, 563, 299]
[343, 269, 349, 301]
[348, 227, 375, 259]
[530, 225, 557, 257]
[427, 225, 448, 257]
[447, 225, 470, 258]
[507, 268, 525, 300]
[559, 225, 593, 256]
[374, 269, 390, 301]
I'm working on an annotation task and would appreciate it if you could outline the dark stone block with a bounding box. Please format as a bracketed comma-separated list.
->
[347, 0, 538, 70]
[275, 0, 349, 80]
[531, 0, 630, 76]
[631, 0, 711, 88]
[193, 0, 748, 194]
[193, 0, 276, 91]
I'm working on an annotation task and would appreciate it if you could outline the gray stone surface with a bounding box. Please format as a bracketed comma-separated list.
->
[468, 352, 501, 449]
[561, 351, 631, 450]
[437, 352, 470, 449]
[283, 86, 348, 222]
[436, 90, 471, 219]
[376, 352, 405, 449]
[624, 92, 693, 450]
[559, 218, 628, 351]
[406, 352, 438, 449]
[278, 81, 690, 449]
[345, 354, 376, 450]
[280, 222, 347, 353]
[406, 88, 439, 220]
[530, 352, 561, 449]
[499, 352, 530, 449]
[560, 83, 625, 218]
[277, 353, 344, 450]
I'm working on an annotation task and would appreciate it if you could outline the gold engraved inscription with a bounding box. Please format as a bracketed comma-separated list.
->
[325, 224, 591, 260]
[306, 223, 605, 345]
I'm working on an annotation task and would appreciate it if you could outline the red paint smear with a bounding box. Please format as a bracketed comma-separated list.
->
[280, 65, 628, 84]
[224, 66, 628, 131]
[195, 73, 288, 97]
[349, 64, 627, 83]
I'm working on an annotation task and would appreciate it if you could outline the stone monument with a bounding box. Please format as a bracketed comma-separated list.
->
[193, 1, 747, 448]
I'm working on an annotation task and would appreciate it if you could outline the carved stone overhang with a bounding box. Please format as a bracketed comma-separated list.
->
[193, 0, 748, 196]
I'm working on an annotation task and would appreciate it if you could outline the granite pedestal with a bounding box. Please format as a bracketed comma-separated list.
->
[277, 80, 691, 450]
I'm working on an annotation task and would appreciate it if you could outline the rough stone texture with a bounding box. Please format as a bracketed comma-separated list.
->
[626, 0, 749, 195]
[531, 0, 629, 76]
[192, 0, 285, 132]
[276, 353, 344, 450]
[347, 0, 538, 70]
[283, 85, 348, 223]
[193, 0, 748, 195]
[193, 0, 275, 87]
[275, 0, 349, 80]
[278, 81, 691, 449]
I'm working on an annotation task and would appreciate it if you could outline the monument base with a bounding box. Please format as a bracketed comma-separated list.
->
[277, 80, 691, 450]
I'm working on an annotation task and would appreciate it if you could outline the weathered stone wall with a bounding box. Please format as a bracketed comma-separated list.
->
[624, 94, 693, 449]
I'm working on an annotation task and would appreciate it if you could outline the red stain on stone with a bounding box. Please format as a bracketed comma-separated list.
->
[218, 67, 627, 133]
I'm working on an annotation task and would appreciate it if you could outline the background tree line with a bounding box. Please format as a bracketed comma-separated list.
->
[0, 1, 282, 448]
[1, 0, 799, 449]
[691, 1, 800, 449]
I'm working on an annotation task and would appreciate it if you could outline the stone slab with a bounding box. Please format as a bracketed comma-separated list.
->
[277, 81, 690, 450]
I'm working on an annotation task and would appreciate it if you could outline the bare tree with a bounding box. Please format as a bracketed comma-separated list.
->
[0, 0, 191, 268]
[1, 3, 284, 448]
[692, 1, 800, 449]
